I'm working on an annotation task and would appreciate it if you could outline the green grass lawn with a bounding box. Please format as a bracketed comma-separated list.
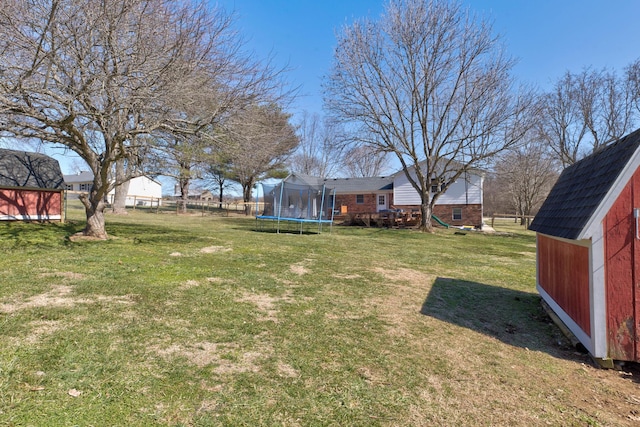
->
[0, 206, 638, 426]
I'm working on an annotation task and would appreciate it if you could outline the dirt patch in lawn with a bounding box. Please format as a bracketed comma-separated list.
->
[235, 290, 296, 322]
[153, 341, 270, 374]
[38, 271, 85, 281]
[7, 319, 67, 347]
[0, 285, 134, 314]
[290, 264, 309, 275]
[199, 246, 231, 254]
[369, 267, 434, 337]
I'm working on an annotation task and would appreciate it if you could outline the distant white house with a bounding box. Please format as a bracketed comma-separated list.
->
[63, 171, 94, 192]
[63, 171, 162, 206]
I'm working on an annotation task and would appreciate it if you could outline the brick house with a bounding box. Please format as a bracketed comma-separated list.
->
[324, 176, 394, 215]
[323, 167, 484, 228]
[394, 166, 484, 228]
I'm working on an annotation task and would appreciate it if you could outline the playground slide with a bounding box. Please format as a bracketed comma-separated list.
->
[431, 214, 450, 228]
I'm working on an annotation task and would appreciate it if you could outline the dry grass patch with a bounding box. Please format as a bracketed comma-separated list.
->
[289, 264, 309, 275]
[8, 319, 67, 347]
[332, 273, 362, 280]
[178, 279, 200, 290]
[277, 362, 300, 378]
[38, 271, 85, 281]
[235, 290, 296, 323]
[199, 245, 231, 254]
[289, 258, 315, 276]
[368, 266, 434, 336]
[152, 340, 270, 374]
[0, 285, 134, 314]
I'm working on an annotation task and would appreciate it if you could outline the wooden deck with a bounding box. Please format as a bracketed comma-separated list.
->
[334, 211, 421, 228]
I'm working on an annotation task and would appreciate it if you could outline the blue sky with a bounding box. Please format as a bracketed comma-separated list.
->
[29, 0, 640, 176]
[215, 0, 640, 118]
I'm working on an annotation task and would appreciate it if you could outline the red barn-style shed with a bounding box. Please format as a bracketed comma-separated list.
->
[0, 149, 65, 221]
[530, 128, 640, 366]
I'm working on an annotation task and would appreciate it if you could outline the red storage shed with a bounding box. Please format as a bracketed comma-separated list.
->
[0, 149, 65, 222]
[530, 128, 640, 366]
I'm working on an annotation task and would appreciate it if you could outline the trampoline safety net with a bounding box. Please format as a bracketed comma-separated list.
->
[255, 174, 335, 233]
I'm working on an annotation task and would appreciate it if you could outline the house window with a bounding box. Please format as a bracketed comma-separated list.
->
[431, 184, 439, 193]
[79, 183, 91, 191]
[65, 184, 73, 191]
[356, 194, 364, 204]
[452, 208, 462, 221]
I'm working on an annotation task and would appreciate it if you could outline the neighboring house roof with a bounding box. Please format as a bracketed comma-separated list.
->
[529, 128, 640, 240]
[0, 149, 64, 190]
[64, 171, 161, 185]
[63, 171, 94, 184]
[323, 176, 393, 193]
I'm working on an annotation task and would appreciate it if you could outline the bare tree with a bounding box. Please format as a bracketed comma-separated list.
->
[288, 112, 346, 178]
[537, 72, 587, 167]
[324, 0, 535, 231]
[539, 68, 635, 167]
[494, 140, 559, 226]
[204, 154, 234, 209]
[0, 0, 283, 238]
[342, 145, 391, 177]
[150, 131, 213, 213]
[220, 103, 299, 210]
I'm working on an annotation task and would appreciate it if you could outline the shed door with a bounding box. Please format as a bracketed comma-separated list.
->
[604, 169, 640, 361]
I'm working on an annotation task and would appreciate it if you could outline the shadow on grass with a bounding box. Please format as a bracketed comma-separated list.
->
[422, 279, 640, 382]
[106, 222, 210, 245]
[420, 277, 587, 359]
[0, 220, 81, 247]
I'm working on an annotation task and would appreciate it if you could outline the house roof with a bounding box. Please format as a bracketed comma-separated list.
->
[0, 149, 65, 190]
[63, 171, 94, 184]
[64, 171, 161, 186]
[529, 128, 640, 240]
[323, 176, 394, 193]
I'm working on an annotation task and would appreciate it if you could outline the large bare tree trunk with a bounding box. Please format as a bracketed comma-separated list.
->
[178, 177, 190, 214]
[111, 180, 130, 214]
[111, 159, 130, 214]
[218, 183, 224, 209]
[78, 193, 108, 239]
[242, 180, 253, 216]
[419, 203, 434, 233]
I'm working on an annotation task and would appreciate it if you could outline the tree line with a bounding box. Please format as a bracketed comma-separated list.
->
[2, 0, 639, 237]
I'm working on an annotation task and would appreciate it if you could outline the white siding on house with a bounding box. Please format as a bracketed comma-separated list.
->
[126, 176, 162, 199]
[107, 176, 162, 206]
[393, 170, 483, 206]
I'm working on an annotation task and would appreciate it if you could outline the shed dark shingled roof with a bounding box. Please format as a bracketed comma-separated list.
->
[529, 128, 640, 240]
[0, 149, 65, 190]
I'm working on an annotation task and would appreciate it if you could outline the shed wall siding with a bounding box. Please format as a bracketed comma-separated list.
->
[537, 234, 591, 336]
[0, 189, 62, 220]
[603, 168, 640, 361]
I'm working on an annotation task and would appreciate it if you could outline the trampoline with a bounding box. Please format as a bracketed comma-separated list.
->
[255, 173, 335, 234]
